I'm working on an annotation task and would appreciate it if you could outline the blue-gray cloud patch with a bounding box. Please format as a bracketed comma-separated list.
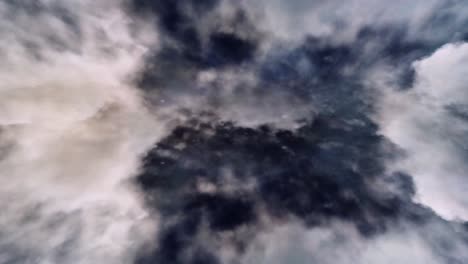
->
[127, 0, 468, 263]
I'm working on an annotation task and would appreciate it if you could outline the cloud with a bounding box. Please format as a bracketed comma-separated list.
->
[244, 0, 468, 45]
[3, 0, 468, 263]
[129, 0, 468, 131]
[0, 1, 162, 263]
[134, 114, 468, 264]
[240, 219, 468, 264]
[126, 1, 468, 263]
[379, 42, 468, 221]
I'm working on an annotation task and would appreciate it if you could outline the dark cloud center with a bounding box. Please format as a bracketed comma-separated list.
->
[128, 0, 468, 263]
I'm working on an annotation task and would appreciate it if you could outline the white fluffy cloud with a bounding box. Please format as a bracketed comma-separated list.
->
[379, 42, 468, 220]
[0, 1, 162, 263]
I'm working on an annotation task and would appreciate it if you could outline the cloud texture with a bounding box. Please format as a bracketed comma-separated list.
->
[1, 0, 468, 263]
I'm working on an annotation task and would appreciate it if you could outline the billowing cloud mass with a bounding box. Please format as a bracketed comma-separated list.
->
[0, 1, 160, 263]
[380, 42, 468, 220]
[1, 0, 468, 264]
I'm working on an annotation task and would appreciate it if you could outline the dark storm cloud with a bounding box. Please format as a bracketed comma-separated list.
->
[135, 115, 468, 264]
[127, 0, 281, 128]
[129, 0, 467, 125]
[137, 114, 408, 226]
[130, 0, 258, 71]
[125, 0, 468, 263]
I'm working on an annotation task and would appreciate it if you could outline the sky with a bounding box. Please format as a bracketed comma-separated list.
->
[0, 0, 468, 263]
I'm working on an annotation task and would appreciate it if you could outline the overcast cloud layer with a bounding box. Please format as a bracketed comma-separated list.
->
[1, 0, 468, 264]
